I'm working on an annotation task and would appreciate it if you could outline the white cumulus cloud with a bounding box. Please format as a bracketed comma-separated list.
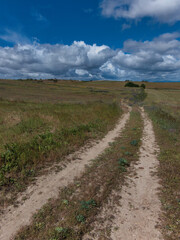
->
[100, 0, 180, 23]
[0, 33, 180, 81]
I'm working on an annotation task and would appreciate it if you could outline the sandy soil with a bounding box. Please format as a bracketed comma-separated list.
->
[0, 108, 131, 240]
[84, 107, 163, 240]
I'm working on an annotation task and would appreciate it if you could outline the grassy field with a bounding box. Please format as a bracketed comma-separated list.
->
[0, 79, 147, 209]
[0, 79, 124, 103]
[0, 79, 180, 239]
[0, 110, 124, 209]
[0, 80, 129, 208]
[1, 79, 179, 103]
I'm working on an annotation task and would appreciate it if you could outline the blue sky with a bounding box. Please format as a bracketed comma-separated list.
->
[0, 0, 180, 81]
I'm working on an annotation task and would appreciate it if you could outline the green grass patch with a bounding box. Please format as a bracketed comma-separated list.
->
[0, 101, 121, 209]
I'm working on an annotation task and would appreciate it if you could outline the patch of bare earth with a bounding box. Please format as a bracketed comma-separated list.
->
[4, 112, 21, 126]
[0, 107, 131, 240]
[84, 107, 163, 240]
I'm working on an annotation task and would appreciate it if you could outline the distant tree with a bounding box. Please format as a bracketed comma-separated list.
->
[140, 83, 146, 89]
[124, 81, 139, 88]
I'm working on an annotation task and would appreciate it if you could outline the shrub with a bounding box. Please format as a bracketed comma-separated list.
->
[124, 81, 139, 88]
[140, 83, 146, 89]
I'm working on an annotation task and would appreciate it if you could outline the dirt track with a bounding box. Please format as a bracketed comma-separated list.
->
[84, 107, 163, 240]
[111, 108, 163, 240]
[0, 107, 131, 240]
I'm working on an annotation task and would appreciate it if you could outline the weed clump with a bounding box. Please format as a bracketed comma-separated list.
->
[76, 214, 86, 223]
[50, 227, 72, 239]
[118, 158, 129, 167]
[118, 158, 130, 172]
[80, 199, 97, 210]
[130, 140, 139, 146]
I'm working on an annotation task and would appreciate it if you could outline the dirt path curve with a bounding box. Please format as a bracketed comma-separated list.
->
[84, 107, 163, 240]
[0, 108, 131, 240]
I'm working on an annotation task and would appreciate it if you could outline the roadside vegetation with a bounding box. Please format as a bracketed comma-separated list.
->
[1, 79, 141, 210]
[145, 89, 180, 240]
[0, 100, 121, 209]
[15, 107, 143, 240]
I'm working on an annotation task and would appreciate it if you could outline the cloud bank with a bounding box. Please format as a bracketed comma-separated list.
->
[0, 33, 180, 81]
[100, 0, 180, 23]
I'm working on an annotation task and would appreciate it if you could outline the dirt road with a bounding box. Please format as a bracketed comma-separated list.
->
[84, 107, 163, 240]
[0, 108, 131, 240]
[111, 108, 163, 240]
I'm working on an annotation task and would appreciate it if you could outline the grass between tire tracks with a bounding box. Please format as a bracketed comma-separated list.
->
[15, 106, 143, 240]
[145, 105, 180, 240]
[0, 102, 121, 210]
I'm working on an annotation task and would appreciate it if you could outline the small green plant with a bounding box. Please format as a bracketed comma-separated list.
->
[118, 158, 130, 172]
[24, 169, 35, 177]
[55, 227, 67, 233]
[49, 227, 71, 239]
[118, 158, 130, 167]
[130, 140, 139, 146]
[124, 151, 132, 156]
[80, 199, 97, 210]
[120, 166, 127, 172]
[35, 222, 45, 230]
[121, 146, 126, 149]
[76, 214, 86, 223]
[62, 199, 69, 206]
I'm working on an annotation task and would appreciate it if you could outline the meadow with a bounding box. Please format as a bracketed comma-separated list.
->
[0, 80, 125, 208]
[0, 79, 180, 240]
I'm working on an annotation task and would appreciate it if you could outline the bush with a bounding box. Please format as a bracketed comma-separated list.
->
[140, 83, 146, 89]
[124, 81, 139, 88]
